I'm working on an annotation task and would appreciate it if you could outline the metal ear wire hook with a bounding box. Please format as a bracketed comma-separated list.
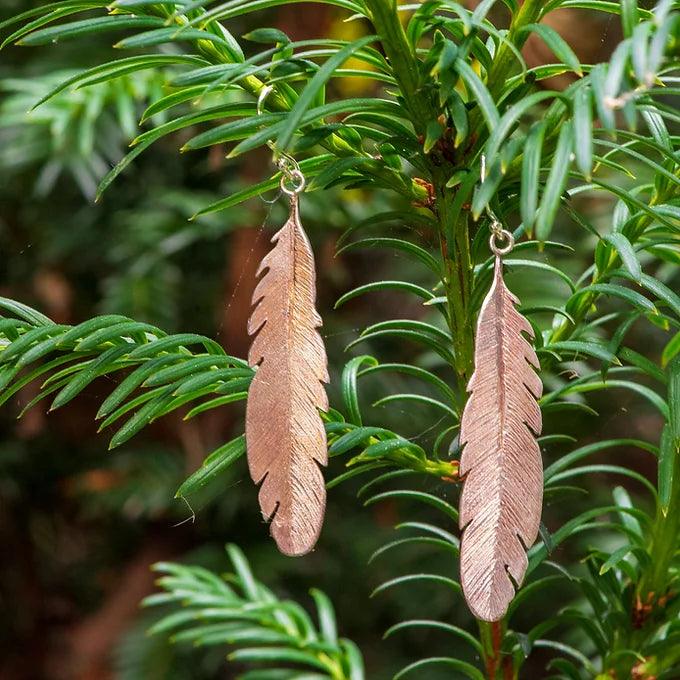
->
[480, 154, 514, 256]
[255, 85, 282, 204]
[256, 84, 273, 117]
[257, 85, 277, 155]
[257, 84, 305, 196]
[480, 154, 500, 227]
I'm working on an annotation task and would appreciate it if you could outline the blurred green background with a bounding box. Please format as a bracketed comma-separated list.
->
[0, 2, 670, 679]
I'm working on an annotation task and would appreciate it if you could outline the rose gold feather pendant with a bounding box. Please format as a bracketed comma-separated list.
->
[459, 253, 543, 621]
[246, 192, 329, 556]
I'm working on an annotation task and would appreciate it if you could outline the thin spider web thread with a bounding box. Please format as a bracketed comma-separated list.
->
[215, 194, 278, 343]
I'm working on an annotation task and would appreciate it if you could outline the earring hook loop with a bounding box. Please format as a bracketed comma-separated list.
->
[480, 154, 514, 256]
[257, 84, 305, 196]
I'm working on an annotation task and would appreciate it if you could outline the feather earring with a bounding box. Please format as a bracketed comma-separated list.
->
[458, 218, 543, 622]
[245, 88, 329, 557]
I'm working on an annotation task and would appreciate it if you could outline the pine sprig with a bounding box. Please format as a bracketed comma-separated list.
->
[0, 298, 458, 500]
[144, 543, 364, 680]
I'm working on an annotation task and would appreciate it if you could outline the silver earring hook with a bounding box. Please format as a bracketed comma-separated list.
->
[257, 84, 274, 117]
[489, 229, 514, 256]
[257, 84, 277, 155]
[255, 85, 282, 204]
[480, 153, 514, 256]
[257, 84, 305, 196]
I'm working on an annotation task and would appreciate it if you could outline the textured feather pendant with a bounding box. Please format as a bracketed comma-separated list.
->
[459, 256, 543, 621]
[246, 193, 329, 556]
